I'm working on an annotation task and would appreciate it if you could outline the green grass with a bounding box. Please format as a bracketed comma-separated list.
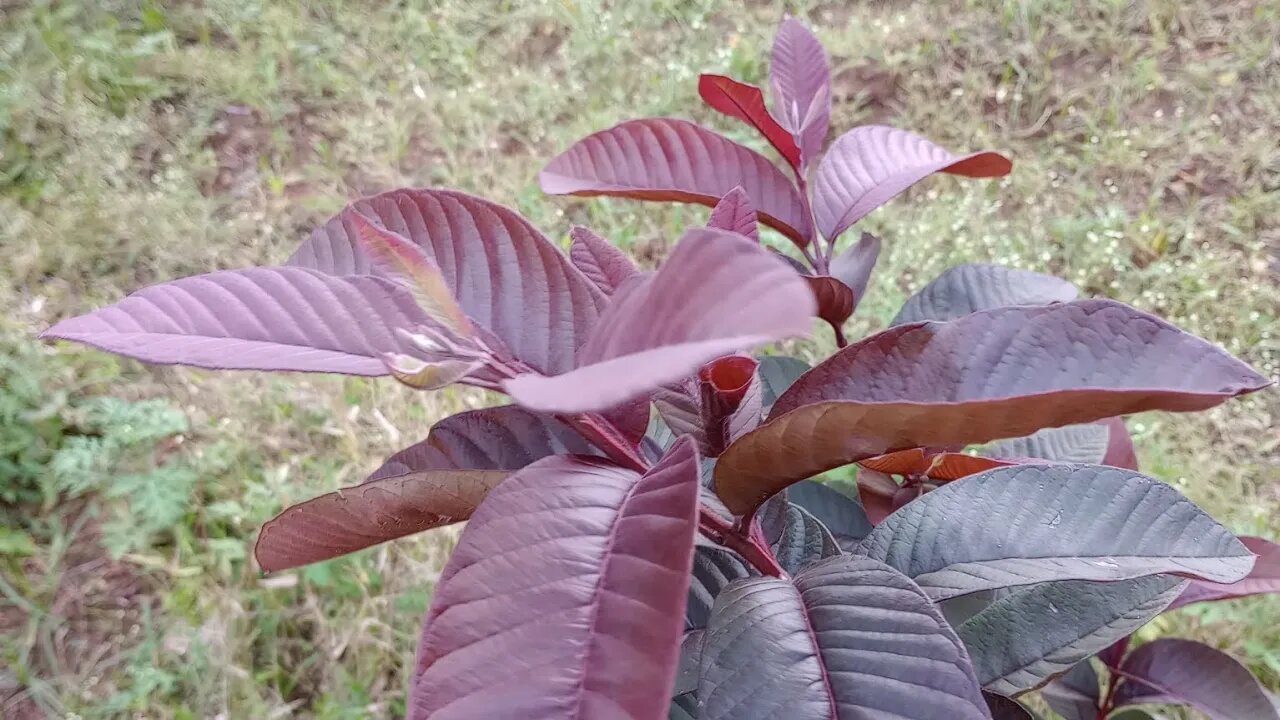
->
[1, 0, 1277, 717]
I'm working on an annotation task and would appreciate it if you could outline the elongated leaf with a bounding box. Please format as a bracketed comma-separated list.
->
[506, 228, 814, 413]
[288, 189, 606, 374]
[958, 576, 1186, 696]
[705, 186, 759, 241]
[254, 470, 507, 572]
[367, 404, 599, 481]
[42, 268, 431, 376]
[714, 300, 1269, 515]
[770, 502, 841, 574]
[756, 355, 810, 411]
[699, 555, 991, 720]
[769, 18, 831, 166]
[1114, 639, 1280, 720]
[806, 275, 855, 329]
[541, 118, 812, 244]
[813, 127, 1011, 240]
[569, 225, 639, 295]
[892, 263, 1077, 326]
[785, 479, 873, 548]
[411, 440, 700, 719]
[698, 76, 800, 168]
[828, 232, 881, 308]
[1167, 535, 1280, 610]
[686, 546, 754, 631]
[1038, 660, 1100, 720]
[858, 465, 1252, 599]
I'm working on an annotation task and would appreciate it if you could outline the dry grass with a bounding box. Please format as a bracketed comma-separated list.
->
[1, 0, 1276, 716]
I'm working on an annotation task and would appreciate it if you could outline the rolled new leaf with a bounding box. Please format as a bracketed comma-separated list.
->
[410, 440, 700, 719]
[698, 555, 991, 720]
[1112, 639, 1280, 720]
[541, 118, 812, 244]
[698, 354, 763, 456]
[857, 464, 1254, 599]
[813, 127, 1011, 240]
[505, 228, 815, 414]
[713, 299, 1269, 516]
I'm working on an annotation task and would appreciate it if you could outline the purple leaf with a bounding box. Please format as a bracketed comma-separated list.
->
[828, 231, 881, 308]
[569, 225, 639, 295]
[367, 404, 600, 481]
[706, 186, 760, 242]
[288, 189, 606, 374]
[698, 555, 991, 720]
[698, 75, 801, 168]
[541, 118, 813, 245]
[1040, 660, 1101, 720]
[410, 439, 701, 719]
[714, 299, 1269, 515]
[893, 263, 1078, 326]
[769, 17, 831, 166]
[1114, 639, 1280, 720]
[1166, 536, 1280, 610]
[505, 228, 814, 414]
[813, 127, 1012, 240]
[41, 267, 430, 376]
[254, 470, 508, 572]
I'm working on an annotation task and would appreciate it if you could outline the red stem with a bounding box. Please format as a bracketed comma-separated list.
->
[794, 172, 828, 275]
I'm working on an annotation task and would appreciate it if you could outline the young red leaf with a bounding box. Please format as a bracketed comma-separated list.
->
[41, 268, 432, 376]
[813, 127, 1012, 240]
[254, 470, 508, 572]
[893, 263, 1078, 326]
[698, 354, 763, 455]
[698, 75, 801, 168]
[828, 232, 881, 308]
[1114, 639, 1280, 720]
[706, 186, 760, 242]
[769, 17, 832, 166]
[804, 275, 855, 330]
[410, 439, 700, 719]
[540, 118, 813, 245]
[714, 299, 1269, 515]
[505, 228, 814, 414]
[1166, 536, 1280, 610]
[568, 225, 639, 295]
[1100, 415, 1139, 470]
[288, 189, 606, 374]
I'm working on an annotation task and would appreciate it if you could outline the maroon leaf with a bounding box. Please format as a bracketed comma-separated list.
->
[805, 275, 855, 329]
[698, 354, 763, 456]
[505, 228, 814, 414]
[569, 225, 639, 295]
[1101, 416, 1139, 470]
[714, 299, 1268, 515]
[541, 118, 813, 245]
[367, 404, 600, 481]
[1167, 536, 1280, 610]
[769, 17, 831, 165]
[829, 232, 881, 308]
[287, 189, 607, 374]
[706, 186, 760, 242]
[254, 470, 508, 572]
[41, 268, 430, 376]
[698, 74, 801, 168]
[1114, 639, 1280, 720]
[410, 439, 701, 719]
[813, 126, 1012, 240]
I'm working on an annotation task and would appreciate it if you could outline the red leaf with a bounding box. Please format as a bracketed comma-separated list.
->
[699, 354, 763, 455]
[805, 275, 855, 329]
[706, 186, 760, 242]
[288, 189, 606, 374]
[410, 440, 701, 719]
[813, 126, 1011, 240]
[859, 448, 929, 476]
[698, 74, 800, 167]
[1167, 536, 1280, 610]
[41, 268, 431, 376]
[254, 470, 508, 572]
[713, 299, 1268, 515]
[924, 453, 1019, 482]
[505, 228, 814, 413]
[770, 17, 831, 165]
[541, 118, 813, 245]
[1114, 639, 1279, 720]
[569, 226, 639, 295]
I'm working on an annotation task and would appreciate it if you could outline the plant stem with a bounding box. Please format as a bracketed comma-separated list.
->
[563, 413, 649, 473]
[829, 320, 848, 348]
[794, 172, 828, 275]
[700, 506, 786, 578]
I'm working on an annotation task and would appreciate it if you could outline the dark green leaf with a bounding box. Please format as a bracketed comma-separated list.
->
[891, 263, 1077, 326]
[785, 479, 873, 548]
[686, 546, 754, 631]
[756, 355, 810, 412]
[770, 502, 841, 574]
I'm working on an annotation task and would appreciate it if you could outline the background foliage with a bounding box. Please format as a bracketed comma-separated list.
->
[1, 0, 1276, 717]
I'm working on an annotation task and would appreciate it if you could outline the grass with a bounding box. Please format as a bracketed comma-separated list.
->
[1, 0, 1276, 716]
